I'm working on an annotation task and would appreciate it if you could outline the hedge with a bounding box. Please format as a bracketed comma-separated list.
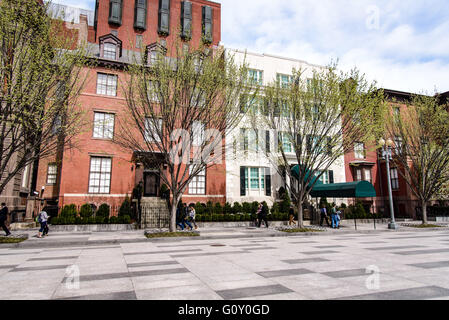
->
[50, 215, 131, 225]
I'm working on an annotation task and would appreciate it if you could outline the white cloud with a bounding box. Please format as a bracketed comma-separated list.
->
[55, 0, 449, 93]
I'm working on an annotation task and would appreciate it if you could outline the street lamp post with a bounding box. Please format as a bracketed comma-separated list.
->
[379, 138, 398, 230]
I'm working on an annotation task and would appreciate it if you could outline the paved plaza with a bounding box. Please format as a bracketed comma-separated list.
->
[1, 225, 449, 300]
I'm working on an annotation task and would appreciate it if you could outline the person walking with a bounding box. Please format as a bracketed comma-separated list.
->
[0, 203, 11, 236]
[183, 203, 193, 231]
[176, 203, 186, 230]
[257, 203, 269, 228]
[288, 205, 296, 226]
[319, 204, 331, 227]
[188, 204, 198, 230]
[255, 204, 262, 227]
[37, 209, 49, 238]
[331, 204, 338, 229]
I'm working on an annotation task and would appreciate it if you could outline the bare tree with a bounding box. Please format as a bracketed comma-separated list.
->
[117, 43, 256, 232]
[0, 0, 89, 194]
[386, 94, 449, 224]
[253, 64, 385, 228]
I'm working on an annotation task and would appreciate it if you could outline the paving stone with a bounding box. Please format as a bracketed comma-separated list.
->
[0, 265, 18, 269]
[336, 286, 449, 300]
[64, 268, 189, 282]
[302, 250, 339, 255]
[408, 261, 449, 269]
[321, 268, 371, 278]
[58, 291, 137, 300]
[28, 256, 79, 261]
[364, 246, 425, 251]
[170, 251, 245, 258]
[124, 249, 197, 256]
[216, 284, 294, 300]
[394, 249, 449, 255]
[10, 265, 70, 272]
[256, 268, 314, 278]
[126, 261, 179, 268]
[282, 258, 329, 264]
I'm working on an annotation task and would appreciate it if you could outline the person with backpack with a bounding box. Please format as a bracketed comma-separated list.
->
[319, 204, 331, 227]
[257, 203, 269, 228]
[331, 204, 339, 229]
[188, 204, 198, 230]
[0, 203, 11, 236]
[176, 203, 186, 230]
[37, 210, 49, 238]
[183, 203, 193, 231]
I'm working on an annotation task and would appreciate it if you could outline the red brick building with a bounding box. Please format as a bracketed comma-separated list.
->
[34, 0, 224, 217]
[344, 89, 449, 219]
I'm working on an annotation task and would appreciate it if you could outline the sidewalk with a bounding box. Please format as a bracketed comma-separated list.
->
[2, 220, 446, 249]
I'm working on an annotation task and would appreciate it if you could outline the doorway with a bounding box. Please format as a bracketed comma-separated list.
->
[143, 172, 160, 197]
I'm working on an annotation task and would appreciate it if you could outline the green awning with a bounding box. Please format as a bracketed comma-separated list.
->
[291, 165, 324, 187]
[309, 181, 376, 198]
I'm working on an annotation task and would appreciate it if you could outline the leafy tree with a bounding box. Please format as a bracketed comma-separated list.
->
[386, 94, 449, 224]
[0, 0, 88, 194]
[79, 203, 93, 219]
[96, 204, 110, 218]
[119, 196, 132, 217]
[115, 40, 256, 232]
[253, 64, 385, 227]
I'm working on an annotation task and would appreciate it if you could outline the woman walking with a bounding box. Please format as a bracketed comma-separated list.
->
[188, 204, 198, 230]
[37, 209, 49, 238]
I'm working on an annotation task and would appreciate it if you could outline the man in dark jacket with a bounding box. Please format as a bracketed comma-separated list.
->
[0, 203, 11, 236]
[257, 203, 269, 228]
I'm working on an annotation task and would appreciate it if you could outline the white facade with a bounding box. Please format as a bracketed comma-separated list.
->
[225, 48, 347, 206]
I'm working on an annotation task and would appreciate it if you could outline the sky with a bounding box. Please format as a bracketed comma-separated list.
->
[54, 0, 449, 94]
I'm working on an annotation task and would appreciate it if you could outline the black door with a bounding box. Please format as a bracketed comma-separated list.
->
[144, 172, 160, 197]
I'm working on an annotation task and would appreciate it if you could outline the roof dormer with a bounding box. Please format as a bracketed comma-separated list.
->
[146, 42, 167, 66]
[99, 33, 122, 60]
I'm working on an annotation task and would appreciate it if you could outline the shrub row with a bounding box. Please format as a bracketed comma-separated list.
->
[51, 215, 131, 225]
[195, 212, 290, 222]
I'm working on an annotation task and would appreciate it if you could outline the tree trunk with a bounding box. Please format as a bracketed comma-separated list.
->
[297, 200, 304, 228]
[169, 193, 181, 232]
[421, 200, 428, 225]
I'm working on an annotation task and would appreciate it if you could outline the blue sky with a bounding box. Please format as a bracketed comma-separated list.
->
[54, 0, 449, 94]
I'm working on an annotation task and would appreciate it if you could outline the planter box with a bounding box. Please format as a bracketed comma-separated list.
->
[341, 219, 390, 224]
[49, 224, 138, 232]
[196, 221, 311, 228]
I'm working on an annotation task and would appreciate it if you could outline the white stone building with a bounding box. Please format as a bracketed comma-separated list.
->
[224, 48, 347, 206]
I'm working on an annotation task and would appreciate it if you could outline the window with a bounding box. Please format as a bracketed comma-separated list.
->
[364, 168, 372, 183]
[390, 168, 399, 190]
[393, 107, 400, 120]
[52, 115, 62, 135]
[240, 95, 262, 114]
[202, 5, 213, 43]
[145, 118, 162, 143]
[88, 157, 112, 194]
[394, 136, 403, 154]
[136, 35, 143, 49]
[354, 142, 365, 159]
[241, 128, 248, 154]
[279, 132, 293, 153]
[355, 168, 362, 181]
[158, 0, 170, 35]
[134, 0, 147, 30]
[103, 43, 117, 60]
[181, 1, 192, 40]
[243, 167, 265, 191]
[277, 74, 292, 89]
[22, 164, 30, 188]
[189, 166, 205, 195]
[109, 0, 122, 25]
[47, 164, 57, 185]
[307, 135, 325, 154]
[248, 69, 263, 86]
[192, 121, 205, 146]
[148, 80, 160, 102]
[97, 73, 117, 96]
[93, 112, 115, 139]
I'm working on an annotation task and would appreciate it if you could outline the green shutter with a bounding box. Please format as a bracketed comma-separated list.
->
[265, 168, 271, 196]
[158, 0, 170, 35]
[134, 0, 147, 30]
[109, 0, 122, 26]
[202, 6, 213, 44]
[181, 1, 192, 40]
[240, 167, 246, 196]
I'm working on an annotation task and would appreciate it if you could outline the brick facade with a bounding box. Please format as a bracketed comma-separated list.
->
[34, 0, 225, 217]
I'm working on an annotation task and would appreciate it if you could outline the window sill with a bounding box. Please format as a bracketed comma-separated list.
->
[92, 137, 114, 141]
